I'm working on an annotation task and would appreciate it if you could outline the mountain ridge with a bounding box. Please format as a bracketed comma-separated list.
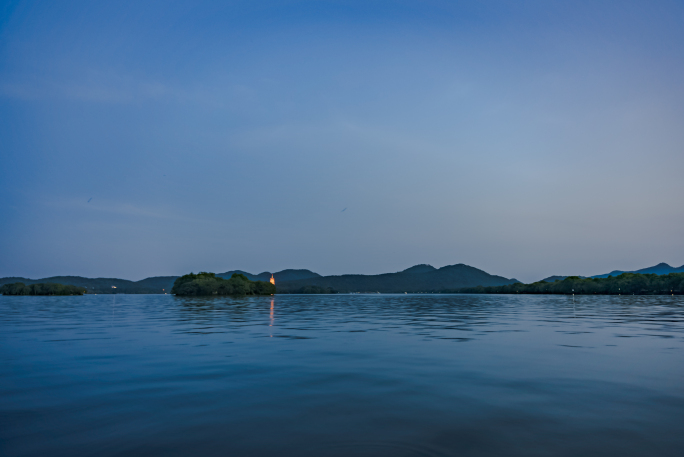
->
[0, 264, 515, 294]
[542, 262, 684, 282]
[276, 263, 517, 293]
[216, 269, 321, 282]
[6, 261, 679, 294]
[592, 262, 684, 278]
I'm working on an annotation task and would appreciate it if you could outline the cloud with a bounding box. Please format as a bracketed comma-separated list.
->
[0, 68, 243, 107]
[43, 196, 193, 222]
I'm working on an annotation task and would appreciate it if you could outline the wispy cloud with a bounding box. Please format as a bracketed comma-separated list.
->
[43, 196, 194, 222]
[0, 68, 255, 108]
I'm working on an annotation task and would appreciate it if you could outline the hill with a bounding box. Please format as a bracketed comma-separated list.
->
[540, 262, 684, 283]
[0, 275, 176, 294]
[0, 270, 319, 294]
[592, 262, 684, 279]
[277, 264, 517, 293]
[216, 269, 320, 282]
[0, 264, 515, 295]
[460, 272, 684, 295]
[542, 275, 587, 282]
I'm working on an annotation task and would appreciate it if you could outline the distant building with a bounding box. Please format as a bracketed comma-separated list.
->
[270, 274, 275, 285]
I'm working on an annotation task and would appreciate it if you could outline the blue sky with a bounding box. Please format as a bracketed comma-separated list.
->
[1, 0, 683, 282]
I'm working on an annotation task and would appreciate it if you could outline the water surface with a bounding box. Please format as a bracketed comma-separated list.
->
[1, 294, 683, 456]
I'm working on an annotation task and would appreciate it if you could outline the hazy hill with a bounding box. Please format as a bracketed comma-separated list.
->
[592, 262, 684, 278]
[0, 270, 320, 294]
[542, 276, 568, 283]
[462, 272, 684, 295]
[400, 264, 437, 274]
[543, 263, 684, 282]
[216, 269, 321, 282]
[542, 275, 587, 282]
[277, 264, 517, 293]
[0, 264, 514, 294]
[0, 275, 177, 294]
[132, 276, 179, 293]
[215, 270, 254, 280]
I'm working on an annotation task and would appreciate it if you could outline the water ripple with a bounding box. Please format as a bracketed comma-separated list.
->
[1, 294, 683, 457]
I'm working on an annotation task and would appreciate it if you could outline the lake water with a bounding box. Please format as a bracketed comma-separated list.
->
[1, 294, 683, 457]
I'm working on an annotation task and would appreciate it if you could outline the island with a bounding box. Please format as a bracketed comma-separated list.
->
[171, 272, 276, 296]
[0, 282, 87, 295]
[455, 272, 684, 295]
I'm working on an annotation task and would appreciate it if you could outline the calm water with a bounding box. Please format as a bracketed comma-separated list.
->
[1, 294, 683, 457]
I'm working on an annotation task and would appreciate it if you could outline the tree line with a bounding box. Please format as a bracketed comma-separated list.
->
[171, 272, 276, 296]
[454, 272, 684, 295]
[0, 282, 87, 295]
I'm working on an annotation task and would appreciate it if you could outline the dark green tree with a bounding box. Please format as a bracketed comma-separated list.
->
[171, 272, 276, 296]
[454, 272, 684, 295]
[0, 282, 86, 295]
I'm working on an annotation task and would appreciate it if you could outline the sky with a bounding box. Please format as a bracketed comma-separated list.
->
[1, 0, 683, 282]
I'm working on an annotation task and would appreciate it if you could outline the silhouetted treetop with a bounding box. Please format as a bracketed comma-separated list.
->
[171, 272, 275, 296]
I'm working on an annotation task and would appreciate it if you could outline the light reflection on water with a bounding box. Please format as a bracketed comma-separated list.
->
[0, 294, 683, 457]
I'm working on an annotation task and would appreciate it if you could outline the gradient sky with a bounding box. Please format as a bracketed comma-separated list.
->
[1, 0, 683, 282]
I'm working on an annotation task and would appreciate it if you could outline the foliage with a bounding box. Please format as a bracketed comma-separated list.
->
[454, 273, 684, 295]
[0, 276, 177, 294]
[0, 282, 86, 295]
[171, 272, 276, 296]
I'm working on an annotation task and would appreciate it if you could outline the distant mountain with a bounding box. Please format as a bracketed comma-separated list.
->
[400, 264, 437, 274]
[0, 275, 177, 294]
[592, 263, 684, 279]
[0, 264, 514, 295]
[277, 264, 517, 293]
[541, 262, 684, 282]
[217, 269, 321, 282]
[0, 269, 322, 294]
[542, 275, 587, 282]
[132, 276, 179, 292]
[542, 276, 568, 283]
[215, 270, 255, 280]
[463, 272, 684, 295]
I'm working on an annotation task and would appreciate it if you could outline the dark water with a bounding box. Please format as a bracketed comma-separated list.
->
[1, 294, 683, 457]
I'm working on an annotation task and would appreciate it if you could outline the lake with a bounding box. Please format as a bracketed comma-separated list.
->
[1, 294, 683, 456]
